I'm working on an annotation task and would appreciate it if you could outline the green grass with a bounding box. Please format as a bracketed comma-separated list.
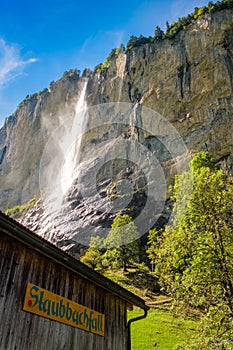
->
[102, 265, 160, 302]
[128, 308, 198, 350]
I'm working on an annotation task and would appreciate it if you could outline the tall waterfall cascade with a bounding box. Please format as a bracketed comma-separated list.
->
[39, 80, 88, 227]
[60, 81, 88, 195]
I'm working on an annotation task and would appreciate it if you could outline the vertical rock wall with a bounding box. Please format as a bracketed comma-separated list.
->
[0, 8, 233, 211]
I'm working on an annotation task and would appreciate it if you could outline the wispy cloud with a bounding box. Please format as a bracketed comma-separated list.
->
[76, 30, 125, 70]
[0, 38, 38, 86]
[170, 0, 209, 22]
[80, 30, 125, 54]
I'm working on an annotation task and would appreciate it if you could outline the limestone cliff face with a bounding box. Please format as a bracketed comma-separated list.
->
[0, 73, 83, 208]
[0, 8, 233, 249]
[93, 8, 233, 165]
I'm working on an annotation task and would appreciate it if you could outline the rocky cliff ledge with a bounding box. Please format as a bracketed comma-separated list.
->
[90, 7, 233, 164]
[0, 8, 233, 250]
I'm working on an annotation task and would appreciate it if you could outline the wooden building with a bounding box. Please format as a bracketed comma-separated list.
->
[0, 211, 149, 350]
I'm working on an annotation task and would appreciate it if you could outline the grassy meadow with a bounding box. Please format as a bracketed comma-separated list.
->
[129, 308, 198, 350]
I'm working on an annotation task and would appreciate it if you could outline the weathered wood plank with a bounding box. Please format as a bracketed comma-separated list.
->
[0, 231, 128, 350]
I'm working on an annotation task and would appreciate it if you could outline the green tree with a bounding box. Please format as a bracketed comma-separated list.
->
[126, 35, 138, 50]
[80, 236, 104, 269]
[191, 150, 216, 171]
[103, 214, 141, 271]
[149, 152, 233, 348]
[193, 6, 207, 19]
[154, 26, 164, 41]
[94, 63, 106, 74]
[165, 21, 182, 38]
[227, 0, 233, 9]
[208, 1, 215, 12]
[166, 21, 170, 32]
[147, 228, 158, 272]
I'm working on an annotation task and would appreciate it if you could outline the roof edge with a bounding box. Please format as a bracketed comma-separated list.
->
[0, 211, 149, 311]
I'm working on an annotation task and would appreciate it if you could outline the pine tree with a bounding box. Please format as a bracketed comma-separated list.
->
[154, 26, 164, 41]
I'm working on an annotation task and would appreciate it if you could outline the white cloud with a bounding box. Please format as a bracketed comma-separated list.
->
[81, 30, 125, 54]
[0, 38, 38, 86]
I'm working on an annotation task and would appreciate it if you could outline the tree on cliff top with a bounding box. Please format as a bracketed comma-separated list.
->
[154, 26, 164, 41]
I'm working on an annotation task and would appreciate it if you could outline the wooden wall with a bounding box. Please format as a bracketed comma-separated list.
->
[0, 230, 128, 350]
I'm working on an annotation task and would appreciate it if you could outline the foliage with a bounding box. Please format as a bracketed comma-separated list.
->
[80, 249, 101, 269]
[80, 214, 141, 271]
[115, 43, 125, 55]
[190, 150, 217, 171]
[126, 35, 153, 50]
[103, 214, 141, 271]
[94, 44, 125, 73]
[102, 263, 160, 300]
[27, 69, 75, 95]
[154, 26, 164, 41]
[4, 194, 41, 219]
[165, 21, 183, 38]
[18, 92, 37, 108]
[146, 228, 158, 271]
[193, 6, 207, 19]
[164, 1, 233, 38]
[61, 69, 80, 79]
[80, 236, 104, 269]
[94, 63, 107, 74]
[3, 114, 16, 128]
[105, 44, 125, 63]
[124, 0, 233, 49]
[49, 80, 56, 89]
[148, 152, 233, 348]
[82, 68, 92, 77]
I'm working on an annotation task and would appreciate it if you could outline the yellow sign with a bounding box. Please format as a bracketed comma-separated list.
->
[23, 283, 105, 336]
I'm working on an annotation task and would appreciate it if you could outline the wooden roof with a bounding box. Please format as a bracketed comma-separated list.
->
[0, 211, 149, 311]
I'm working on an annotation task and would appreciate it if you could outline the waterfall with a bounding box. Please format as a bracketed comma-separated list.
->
[116, 53, 126, 102]
[60, 81, 87, 195]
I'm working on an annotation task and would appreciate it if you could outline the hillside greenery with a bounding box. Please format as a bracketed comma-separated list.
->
[148, 152, 233, 349]
[3, 0, 233, 343]
[81, 151, 233, 348]
[4, 194, 40, 219]
[80, 213, 141, 271]
[94, 44, 125, 73]
[126, 0, 233, 49]
[4, 153, 232, 347]
[129, 308, 198, 350]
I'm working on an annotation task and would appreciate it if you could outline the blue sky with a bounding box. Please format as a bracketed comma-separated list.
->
[0, 0, 210, 126]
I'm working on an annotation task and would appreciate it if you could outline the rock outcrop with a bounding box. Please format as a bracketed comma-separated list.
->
[1, 8, 233, 251]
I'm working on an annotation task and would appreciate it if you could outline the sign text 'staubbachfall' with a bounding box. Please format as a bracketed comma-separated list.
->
[23, 283, 105, 336]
